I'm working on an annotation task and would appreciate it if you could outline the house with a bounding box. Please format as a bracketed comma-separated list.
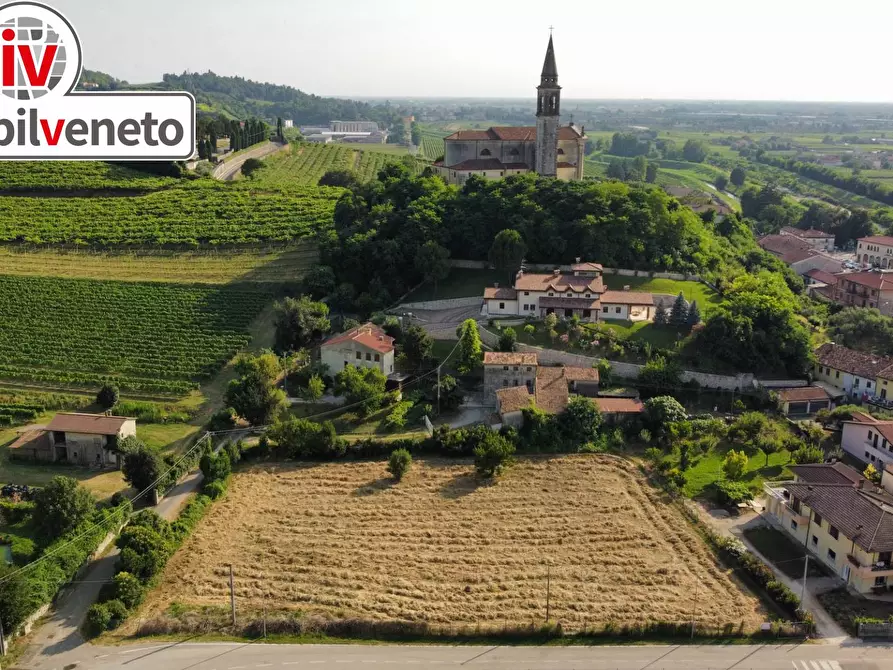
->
[780, 227, 835, 252]
[483, 352, 537, 400]
[805, 269, 840, 299]
[482, 260, 654, 323]
[814, 343, 891, 401]
[9, 413, 136, 466]
[758, 235, 841, 276]
[320, 323, 395, 376]
[776, 386, 832, 416]
[840, 411, 893, 471]
[856, 235, 893, 268]
[763, 462, 893, 594]
[593, 397, 645, 424]
[494, 385, 534, 427]
[830, 272, 893, 315]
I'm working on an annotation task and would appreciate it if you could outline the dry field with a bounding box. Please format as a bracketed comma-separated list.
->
[133, 456, 766, 631]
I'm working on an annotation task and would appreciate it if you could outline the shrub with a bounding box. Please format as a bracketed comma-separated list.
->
[113, 571, 144, 610]
[96, 384, 119, 409]
[122, 443, 164, 494]
[792, 444, 823, 464]
[200, 451, 231, 484]
[384, 401, 413, 432]
[208, 407, 237, 432]
[712, 480, 754, 506]
[387, 448, 412, 482]
[473, 432, 516, 478]
[722, 450, 748, 481]
[225, 439, 243, 465]
[84, 603, 111, 638]
[104, 599, 128, 630]
[204, 480, 227, 500]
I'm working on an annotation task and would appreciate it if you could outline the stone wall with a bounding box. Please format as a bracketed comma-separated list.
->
[399, 296, 482, 310]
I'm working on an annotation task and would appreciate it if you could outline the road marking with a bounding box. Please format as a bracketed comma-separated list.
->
[792, 662, 841, 670]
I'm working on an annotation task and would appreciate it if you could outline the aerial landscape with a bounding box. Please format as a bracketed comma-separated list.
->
[0, 1, 893, 669]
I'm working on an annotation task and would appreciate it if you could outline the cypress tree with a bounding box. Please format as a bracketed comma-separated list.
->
[208, 131, 217, 152]
[653, 300, 667, 326]
[669, 292, 688, 327]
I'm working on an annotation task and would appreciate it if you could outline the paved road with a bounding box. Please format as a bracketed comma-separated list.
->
[214, 142, 288, 181]
[43, 640, 893, 670]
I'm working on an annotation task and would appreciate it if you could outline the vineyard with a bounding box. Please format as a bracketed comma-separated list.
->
[419, 132, 446, 161]
[0, 161, 181, 192]
[0, 275, 277, 396]
[0, 182, 340, 245]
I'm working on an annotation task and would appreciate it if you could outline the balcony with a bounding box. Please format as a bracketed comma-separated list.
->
[763, 482, 809, 524]
[847, 555, 893, 578]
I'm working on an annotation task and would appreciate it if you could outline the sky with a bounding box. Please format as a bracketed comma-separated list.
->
[46, 0, 893, 103]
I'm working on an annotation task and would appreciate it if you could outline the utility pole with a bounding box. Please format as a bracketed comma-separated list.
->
[229, 564, 236, 627]
[545, 565, 552, 623]
[800, 554, 809, 607]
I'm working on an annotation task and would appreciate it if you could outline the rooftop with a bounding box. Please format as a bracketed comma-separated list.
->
[600, 290, 654, 306]
[834, 271, 893, 291]
[777, 386, 831, 403]
[782, 226, 835, 239]
[594, 397, 644, 414]
[322, 323, 395, 354]
[789, 462, 865, 486]
[444, 125, 584, 143]
[534, 366, 570, 414]
[859, 235, 893, 246]
[483, 286, 518, 300]
[815, 342, 893, 379]
[513, 270, 604, 294]
[483, 352, 538, 366]
[495, 386, 534, 414]
[45, 413, 133, 436]
[806, 269, 839, 285]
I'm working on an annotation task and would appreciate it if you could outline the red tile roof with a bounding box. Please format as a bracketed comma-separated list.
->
[443, 130, 492, 141]
[322, 322, 395, 354]
[483, 352, 538, 366]
[449, 158, 506, 171]
[491, 126, 536, 141]
[789, 462, 864, 486]
[538, 297, 600, 310]
[777, 386, 831, 403]
[834, 271, 893, 291]
[594, 397, 644, 414]
[571, 262, 603, 271]
[514, 271, 603, 294]
[758, 234, 820, 264]
[782, 226, 834, 239]
[534, 366, 570, 414]
[600, 290, 654, 306]
[859, 235, 893, 246]
[495, 386, 534, 414]
[806, 269, 839, 285]
[483, 286, 518, 300]
[444, 125, 584, 143]
[46, 413, 133, 435]
[562, 366, 600, 382]
[815, 342, 893, 378]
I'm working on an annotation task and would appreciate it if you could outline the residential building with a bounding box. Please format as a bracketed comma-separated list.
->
[814, 343, 891, 400]
[482, 261, 654, 323]
[494, 385, 534, 428]
[830, 271, 893, 315]
[483, 352, 537, 400]
[434, 36, 586, 185]
[776, 386, 832, 416]
[320, 322, 395, 376]
[805, 269, 840, 299]
[779, 226, 835, 252]
[594, 397, 644, 424]
[857, 235, 893, 267]
[9, 413, 136, 466]
[840, 411, 893, 470]
[758, 234, 841, 276]
[764, 462, 893, 594]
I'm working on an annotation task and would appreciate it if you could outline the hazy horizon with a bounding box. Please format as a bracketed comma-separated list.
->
[48, 0, 893, 104]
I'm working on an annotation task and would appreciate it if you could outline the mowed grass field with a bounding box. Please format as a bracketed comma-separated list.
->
[129, 456, 766, 632]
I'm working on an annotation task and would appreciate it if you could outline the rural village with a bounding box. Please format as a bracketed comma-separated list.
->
[3, 8, 893, 670]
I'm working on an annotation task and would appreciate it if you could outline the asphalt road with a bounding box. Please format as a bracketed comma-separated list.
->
[214, 142, 287, 181]
[47, 640, 893, 670]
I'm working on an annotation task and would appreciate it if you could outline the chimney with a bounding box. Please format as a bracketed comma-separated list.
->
[575, 257, 582, 264]
[553, 267, 561, 276]
[857, 479, 866, 490]
[623, 285, 631, 291]
[516, 270, 523, 280]
[494, 282, 499, 289]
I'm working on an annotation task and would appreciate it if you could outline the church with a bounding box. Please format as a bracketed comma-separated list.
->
[434, 35, 586, 185]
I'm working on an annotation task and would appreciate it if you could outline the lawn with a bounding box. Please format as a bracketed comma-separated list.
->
[122, 455, 766, 635]
[742, 527, 830, 579]
[601, 277, 723, 317]
[680, 447, 794, 498]
[137, 422, 202, 454]
[404, 268, 505, 302]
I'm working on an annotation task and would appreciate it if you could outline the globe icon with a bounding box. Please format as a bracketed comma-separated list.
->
[0, 16, 67, 101]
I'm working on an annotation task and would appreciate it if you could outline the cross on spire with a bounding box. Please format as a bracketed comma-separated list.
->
[549, 25, 554, 34]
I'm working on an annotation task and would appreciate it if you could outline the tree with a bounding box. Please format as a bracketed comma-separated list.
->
[225, 362, 287, 426]
[200, 451, 231, 484]
[402, 324, 434, 368]
[269, 416, 343, 458]
[197, 139, 208, 160]
[276, 117, 284, 142]
[410, 122, 422, 147]
[434, 374, 464, 411]
[792, 444, 824, 464]
[645, 162, 658, 183]
[606, 158, 626, 180]
[544, 312, 558, 331]
[415, 241, 450, 298]
[669, 292, 688, 327]
[722, 449, 748, 481]
[303, 374, 325, 401]
[498, 327, 517, 352]
[686, 300, 701, 327]
[273, 296, 331, 353]
[303, 265, 336, 299]
[488, 229, 527, 283]
[456, 319, 482, 374]
[560, 395, 602, 445]
[682, 139, 707, 163]
[122, 442, 164, 494]
[96, 384, 119, 409]
[241, 157, 263, 177]
[643, 396, 687, 432]
[714, 175, 729, 191]
[730, 167, 746, 187]
[473, 431, 515, 478]
[334, 365, 387, 416]
[864, 463, 882, 484]
[631, 155, 648, 181]
[319, 169, 359, 189]
[653, 300, 668, 326]
[33, 476, 95, 541]
[0, 563, 33, 634]
[388, 448, 412, 481]
[208, 130, 217, 153]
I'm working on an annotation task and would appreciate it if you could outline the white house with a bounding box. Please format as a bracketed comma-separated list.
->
[857, 235, 893, 267]
[482, 261, 654, 323]
[840, 411, 893, 471]
[813, 343, 891, 401]
[320, 323, 395, 376]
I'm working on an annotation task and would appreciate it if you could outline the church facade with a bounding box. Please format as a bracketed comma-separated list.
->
[434, 36, 586, 185]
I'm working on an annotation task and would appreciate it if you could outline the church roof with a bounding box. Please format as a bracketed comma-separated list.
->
[541, 35, 558, 79]
[444, 125, 584, 142]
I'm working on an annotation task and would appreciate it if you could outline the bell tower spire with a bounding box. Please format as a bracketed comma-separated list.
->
[535, 32, 561, 177]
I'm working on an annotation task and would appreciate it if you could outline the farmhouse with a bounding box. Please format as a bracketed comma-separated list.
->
[320, 322, 395, 375]
[764, 462, 893, 594]
[482, 261, 654, 322]
[9, 412, 136, 466]
[434, 36, 586, 185]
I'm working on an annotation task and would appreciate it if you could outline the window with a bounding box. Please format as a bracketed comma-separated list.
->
[366, 353, 371, 361]
[868, 381, 873, 389]
[356, 351, 362, 360]
[503, 366, 508, 371]
[615, 307, 621, 313]
[585, 293, 591, 298]
[603, 306, 609, 313]
[791, 520, 798, 531]
[374, 354, 380, 362]
[876, 576, 888, 587]
[503, 380, 508, 386]
[855, 378, 861, 388]
[524, 291, 530, 296]
[812, 535, 818, 546]
[548, 292, 554, 297]
[526, 367, 532, 372]
[872, 454, 877, 462]
[499, 302, 505, 309]
[867, 451, 872, 459]
[513, 366, 518, 371]
[513, 379, 518, 386]
[836, 371, 840, 379]
[480, 148, 491, 156]
[567, 292, 572, 297]
[829, 525, 839, 540]
[869, 430, 874, 441]
[583, 309, 591, 318]
[813, 513, 823, 528]
[827, 548, 837, 561]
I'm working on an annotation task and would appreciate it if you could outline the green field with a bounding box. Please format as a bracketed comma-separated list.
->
[0, 275, 277, 396]
[602, 276, 723, 316]
[0, 161, 180, 192]
[680, 447, 793, 498]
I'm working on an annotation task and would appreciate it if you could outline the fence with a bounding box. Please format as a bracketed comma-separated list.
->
[858, 622, 893, 638]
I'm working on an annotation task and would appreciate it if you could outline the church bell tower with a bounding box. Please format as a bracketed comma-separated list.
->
[535, 34, 560, 177]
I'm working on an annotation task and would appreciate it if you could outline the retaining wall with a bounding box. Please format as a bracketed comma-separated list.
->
[400, 296, 482, 310]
